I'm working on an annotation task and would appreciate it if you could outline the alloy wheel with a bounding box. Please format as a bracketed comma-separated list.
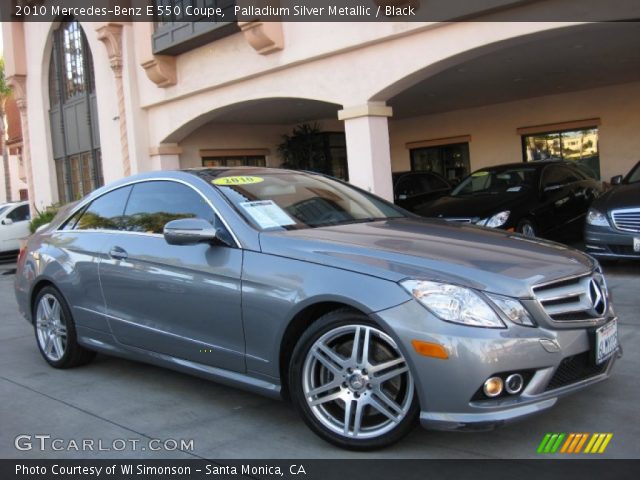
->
[302, 325, 414, 440]
[36, 294, 68, 362]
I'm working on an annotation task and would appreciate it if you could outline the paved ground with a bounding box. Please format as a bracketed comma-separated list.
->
[0, 257, 638, 459]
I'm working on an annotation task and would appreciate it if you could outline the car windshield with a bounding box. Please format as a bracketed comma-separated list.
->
[625, 162, 640, 184]
[452, 168, 536, 196]
[211, 171, 406, 230]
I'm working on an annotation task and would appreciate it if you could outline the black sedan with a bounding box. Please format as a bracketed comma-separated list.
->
[415, 161, 604, 240]
[585, 160, 640, 259]
[392, 171, 452, 213]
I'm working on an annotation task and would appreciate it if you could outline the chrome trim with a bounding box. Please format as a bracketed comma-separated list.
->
[610, 207, 640, 233]
[56, 177, 243, 248]
[532, 271, 609, 324]
[443, 217, 474, 223]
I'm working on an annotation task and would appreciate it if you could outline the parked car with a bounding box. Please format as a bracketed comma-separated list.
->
[15, 168, 620, 449]
[585, 160, 640, 259]
[392, 171, 452, 213]
[415, 161, 604, 240]
[0, 201, 31, 256]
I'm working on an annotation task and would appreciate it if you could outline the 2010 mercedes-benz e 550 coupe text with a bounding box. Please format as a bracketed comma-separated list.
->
[15, 168, 621, 449]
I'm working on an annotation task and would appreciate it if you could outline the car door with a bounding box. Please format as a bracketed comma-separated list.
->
[51, 186, 133, 334]
[98, 180, 245, 372]
[0, 204, 31, 252]
[538, 165, 583, 238]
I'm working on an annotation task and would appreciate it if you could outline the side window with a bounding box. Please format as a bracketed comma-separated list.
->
[425, 175, 449, 191]
[542, 166, 579, 190]
[74, 186, 132, 231]
[396, 176, 424, 197]
[7, 205, 31, 222]
[122, 181, 222, 236]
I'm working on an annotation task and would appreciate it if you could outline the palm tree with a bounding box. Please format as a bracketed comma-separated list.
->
[0, 57, 13, 202]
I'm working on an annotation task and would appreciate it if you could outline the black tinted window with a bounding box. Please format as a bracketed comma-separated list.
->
[542, 166, 581, 189]
[123, 181, 215, 234]
[75, 186, 132, 230]
[396, 175, 426, 197]
[7, 205, 31, 222]
[425, 174, 449, 191]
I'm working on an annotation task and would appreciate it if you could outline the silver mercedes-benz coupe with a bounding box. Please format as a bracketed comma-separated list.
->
[15, 168, 621, 449]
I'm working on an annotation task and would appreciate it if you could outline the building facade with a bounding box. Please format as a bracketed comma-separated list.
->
[2, 2, 640, 211]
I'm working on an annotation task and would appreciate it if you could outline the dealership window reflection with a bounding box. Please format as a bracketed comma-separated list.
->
[522, 128, 600, 179]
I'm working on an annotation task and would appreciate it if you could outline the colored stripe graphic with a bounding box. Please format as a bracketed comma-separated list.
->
[539, 433, 613, 454]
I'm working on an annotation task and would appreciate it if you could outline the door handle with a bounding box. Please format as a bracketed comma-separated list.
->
[109, 246, 128, 260]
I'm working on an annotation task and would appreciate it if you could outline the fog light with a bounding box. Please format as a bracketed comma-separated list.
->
[505, 373, 524, 394]
[483, 377, 503, 397]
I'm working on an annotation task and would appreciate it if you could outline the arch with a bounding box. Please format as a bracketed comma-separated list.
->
[46, 18, 104, 203]
[160, 96, 342, 144]
[368, 23, 590, 103]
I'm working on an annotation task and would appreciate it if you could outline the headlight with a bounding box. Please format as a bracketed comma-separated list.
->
[401, 280, 505, 328]
[485, 293, 535, 327]
[476, 211, 510, 228]
[586, 208, 609, 227]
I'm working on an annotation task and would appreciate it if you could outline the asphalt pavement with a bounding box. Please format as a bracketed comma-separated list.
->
[0, 258, 638, 459]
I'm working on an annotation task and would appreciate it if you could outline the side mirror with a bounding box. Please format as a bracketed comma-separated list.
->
[1, 218, 13, 226]
[163, 218, 227, 246]
[610, 175, 623, 186]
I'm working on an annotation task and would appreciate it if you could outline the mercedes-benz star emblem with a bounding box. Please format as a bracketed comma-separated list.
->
[587, 278, 606, 316]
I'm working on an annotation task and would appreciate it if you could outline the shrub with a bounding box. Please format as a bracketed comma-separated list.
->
[29, 204, 62, 234]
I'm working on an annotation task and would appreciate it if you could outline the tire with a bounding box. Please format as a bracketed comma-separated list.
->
[289, 309, 418, 450]
[33, 286, 96, 369]
[517, 218, 537, 238]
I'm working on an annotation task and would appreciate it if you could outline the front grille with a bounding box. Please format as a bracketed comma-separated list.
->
[544, 352, 609, 391]
[611, 208, 640, 233]
[533, 273, 608, 322]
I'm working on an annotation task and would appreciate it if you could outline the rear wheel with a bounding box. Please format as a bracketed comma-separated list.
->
[34, 286, 96, 368]
[290, 310, 418, 450]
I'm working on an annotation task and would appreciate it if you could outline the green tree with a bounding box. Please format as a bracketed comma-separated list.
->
[0, 57, 13, 202]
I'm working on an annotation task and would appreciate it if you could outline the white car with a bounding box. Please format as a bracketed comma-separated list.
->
[0, 201, 31, 254]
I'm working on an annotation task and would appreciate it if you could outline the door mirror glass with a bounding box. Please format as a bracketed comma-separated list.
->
[163, 218, 225, 246]
[610, 175, 623, 186]
[1, 218, 13, 226]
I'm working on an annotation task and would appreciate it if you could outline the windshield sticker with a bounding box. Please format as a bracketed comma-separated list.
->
[213, 176, 264, 186]
[507, 186, 522, 192]
[472, 171, 489, 177]
[239, 200, 296, 229]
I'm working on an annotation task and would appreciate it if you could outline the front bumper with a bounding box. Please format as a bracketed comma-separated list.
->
[372, 300, 621, 432]
[584, 224, 640, 259]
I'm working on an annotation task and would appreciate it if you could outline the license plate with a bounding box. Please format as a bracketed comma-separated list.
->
[595, 319, 618, 365]
[634, 237, 640, 252]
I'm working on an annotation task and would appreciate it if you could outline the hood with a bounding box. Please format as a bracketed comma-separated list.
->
[593, 183, 640, 212]
[415, 192, 529, 220]
[259, 218, 595, 299]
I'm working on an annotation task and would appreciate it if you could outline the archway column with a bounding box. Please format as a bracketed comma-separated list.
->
[6, 75, 36, 213]
[149, 144, 182, 171]
[338, 103, 394, 201]
[97, 23, 131, 177]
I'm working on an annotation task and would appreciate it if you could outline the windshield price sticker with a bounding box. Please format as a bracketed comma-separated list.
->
[240, 200, 296, 229]
[472, 171, 489, 177]
[213, 176, 264, 186]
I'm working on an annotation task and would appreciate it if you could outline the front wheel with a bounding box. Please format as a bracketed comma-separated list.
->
[517, 218, 537, 238]
[289, 310, 418, 450]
